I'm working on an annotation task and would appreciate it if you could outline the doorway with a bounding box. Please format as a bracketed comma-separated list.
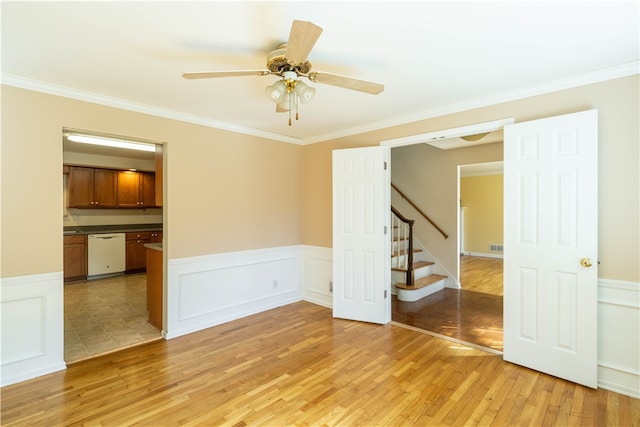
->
[383, 120, 511, 353]
[62, 130, 165, 363]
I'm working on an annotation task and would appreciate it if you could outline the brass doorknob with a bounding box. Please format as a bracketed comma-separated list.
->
[580, 258, 593, 268]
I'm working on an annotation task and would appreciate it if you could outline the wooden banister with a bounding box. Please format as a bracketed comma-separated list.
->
[391, 183, 449, 240]
[391, 205, 415, 287]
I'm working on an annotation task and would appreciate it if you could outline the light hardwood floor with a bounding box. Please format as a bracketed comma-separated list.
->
[460, 255, 504, 296]
[2, 301, 637, 426]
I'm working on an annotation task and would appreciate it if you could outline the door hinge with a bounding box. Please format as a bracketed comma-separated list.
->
[384, 225, 387, 234]
[384, 161, 387, 170]
[384, 290, 388, 299]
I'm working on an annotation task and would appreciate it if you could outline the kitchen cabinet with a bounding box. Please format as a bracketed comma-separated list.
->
[64, 234, 87, 281]
[67, 166, 118, 208]
[146, 244, 163, 330]
[117, 171, 156, 208]
[125, 231, 151, 272]
[150, 230, 163, 243]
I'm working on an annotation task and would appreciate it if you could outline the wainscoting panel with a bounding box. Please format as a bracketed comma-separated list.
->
[0, 272, 66, 387]
[597, 279, 640, 398]
[166, 246, 303, 339]
[302, 246, 333, 308]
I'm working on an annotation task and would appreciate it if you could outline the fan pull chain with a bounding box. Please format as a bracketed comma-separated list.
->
[288, 91, 293, 126]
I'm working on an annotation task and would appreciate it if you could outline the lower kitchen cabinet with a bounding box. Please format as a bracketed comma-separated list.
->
[64, 234, 87, 281]
[150, 230, 163, 243]
[146, 245, 163, 330]
[125, 230, 162, 272]
[125, 231, 150, 272]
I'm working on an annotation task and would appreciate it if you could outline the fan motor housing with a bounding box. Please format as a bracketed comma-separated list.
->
[266, 44, 311, 74]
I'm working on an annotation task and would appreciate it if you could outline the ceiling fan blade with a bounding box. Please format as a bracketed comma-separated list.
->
[308, 72, 384, 95]
[182, 70, 270, 79]
[285, 20, 323, 65]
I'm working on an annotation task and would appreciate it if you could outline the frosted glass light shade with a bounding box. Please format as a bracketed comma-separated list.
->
[277, 92, 293, 110]
[294, 81, 316, 104]
[265, 81, 286, 102]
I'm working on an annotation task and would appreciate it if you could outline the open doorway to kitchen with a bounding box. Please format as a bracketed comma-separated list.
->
[62, 129, 165, 363]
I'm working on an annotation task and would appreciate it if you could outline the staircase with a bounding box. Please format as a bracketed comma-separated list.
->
[391, 207, 448, 302]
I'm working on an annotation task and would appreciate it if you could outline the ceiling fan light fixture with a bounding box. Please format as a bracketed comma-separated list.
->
[265, 80, 286, 102]
[294, 80, 316, 104]
[277, 91, 293, 110]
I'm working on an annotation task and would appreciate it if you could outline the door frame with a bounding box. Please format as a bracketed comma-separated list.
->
[381, 118, 514, 291]
[457, 160, 504, 287]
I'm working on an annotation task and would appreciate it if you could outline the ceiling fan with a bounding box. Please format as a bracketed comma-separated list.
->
[182, 20, 384, 125]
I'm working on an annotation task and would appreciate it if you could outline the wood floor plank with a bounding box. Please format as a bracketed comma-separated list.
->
[1, 301, 637, 426]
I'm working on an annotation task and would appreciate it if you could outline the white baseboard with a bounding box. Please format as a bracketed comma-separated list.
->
[462, 251, 504, 259]
[0, 272, 66, 387]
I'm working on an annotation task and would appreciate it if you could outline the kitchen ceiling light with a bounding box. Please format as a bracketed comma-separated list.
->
[67, 134, 156, 152]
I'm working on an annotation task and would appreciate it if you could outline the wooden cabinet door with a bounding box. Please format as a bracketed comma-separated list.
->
[146, 248, 163, 330]
[126, 239, 147, 271]
[94, 169, 118, 207]
[140, 172, 156, 208]
[117, 171, 140, 208]
[68, 167, 94, 208]
[126, 232, 151, 271]
[64, 235, 87, 280]
[150, 230, 163, 243]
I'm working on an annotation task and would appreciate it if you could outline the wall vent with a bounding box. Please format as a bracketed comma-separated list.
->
[490, 244, 504, 252]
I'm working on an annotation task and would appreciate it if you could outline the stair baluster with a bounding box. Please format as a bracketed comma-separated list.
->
[391, 206, 415, 287]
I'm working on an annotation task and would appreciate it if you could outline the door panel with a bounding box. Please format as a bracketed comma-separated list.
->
[333, 146, 390, 324]
[504, 109, 598, 388]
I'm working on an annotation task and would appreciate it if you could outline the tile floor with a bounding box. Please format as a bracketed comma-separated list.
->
[64, 273, 162, 363]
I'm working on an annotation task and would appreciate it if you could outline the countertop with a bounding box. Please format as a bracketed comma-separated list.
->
[64, 223, 163, 235]
[144, 243, 163, 251]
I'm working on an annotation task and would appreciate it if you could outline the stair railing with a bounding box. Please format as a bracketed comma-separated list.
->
[391, 183, 448, 240]
[391, 206, 415, 287]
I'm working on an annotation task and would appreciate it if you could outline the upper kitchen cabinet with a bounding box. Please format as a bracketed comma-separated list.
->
[68, 166, 118, 208]
[117, 170, 156, 208]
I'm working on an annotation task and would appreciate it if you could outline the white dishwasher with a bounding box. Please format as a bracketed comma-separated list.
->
[88, 233, 126, 278]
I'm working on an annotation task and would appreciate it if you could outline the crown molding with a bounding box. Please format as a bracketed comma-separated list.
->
[301, 61, 640, 145]
[2, 61, 638, 146]
[0, 73, 304, 145]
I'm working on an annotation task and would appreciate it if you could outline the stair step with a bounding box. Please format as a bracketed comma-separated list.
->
[394, 274, 447, 290]
[391, 249, 422, 258]
[391, 260, 434, 272]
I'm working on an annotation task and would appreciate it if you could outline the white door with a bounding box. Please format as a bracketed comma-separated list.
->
[503, 109, 598, 388]
[333, 146, 390, 324]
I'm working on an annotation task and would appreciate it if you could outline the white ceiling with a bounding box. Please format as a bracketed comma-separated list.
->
[2, 1, 639, 145]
